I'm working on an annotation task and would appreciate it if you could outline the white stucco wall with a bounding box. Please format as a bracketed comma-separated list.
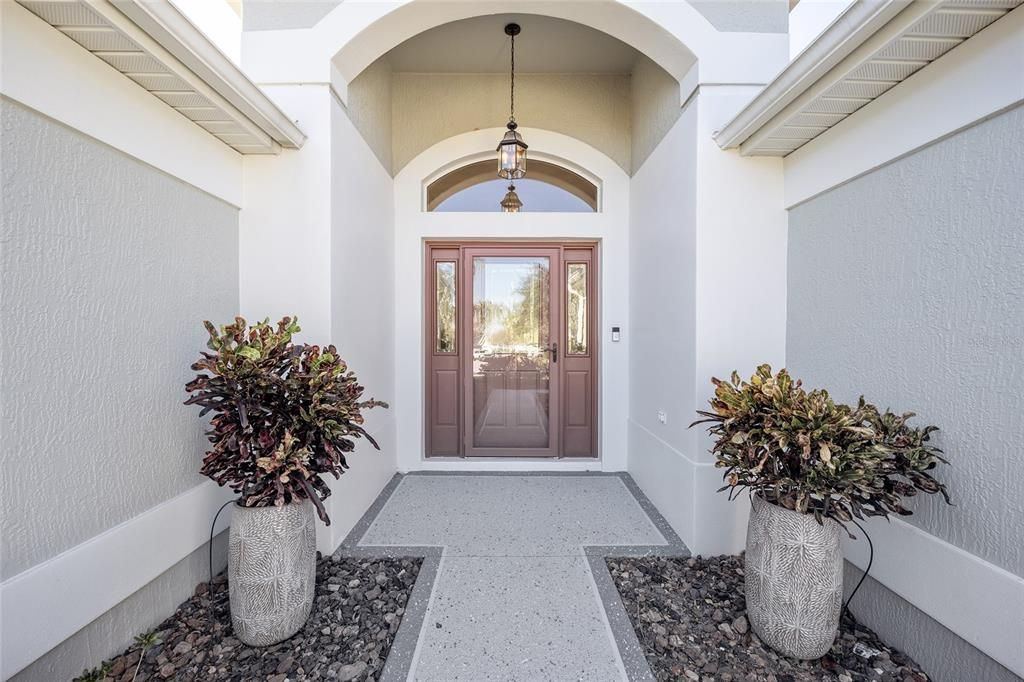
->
[240, 84, 400, 552]
[240, 86, 333, 344]
[691, 86, 787, 555]
[326, 94, 399, 549]
[787, 0, 855, 59]
[627, 101, 700, 539]
[787, 104, 1024, 678]
[628, 86, 787, 557]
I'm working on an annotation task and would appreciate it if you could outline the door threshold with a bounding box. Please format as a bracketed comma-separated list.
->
[408, 458, 604, 473]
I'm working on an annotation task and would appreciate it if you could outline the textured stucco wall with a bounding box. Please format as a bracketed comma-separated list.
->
[631, 55, 683, 176]
[240, 0, 788, 34]
[787, 104, 1024, 578]
[345, 58, 394, 175]
[689, 0, 789, 33]
[0, 98, 240, 579]
[347, 62, 679, 176]
[242, 0, 337, 31]
[391, 73, 632, 173]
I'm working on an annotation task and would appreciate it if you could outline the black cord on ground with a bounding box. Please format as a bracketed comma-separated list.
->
[842, 519, 874, 620]
[209, 500, 235, 583]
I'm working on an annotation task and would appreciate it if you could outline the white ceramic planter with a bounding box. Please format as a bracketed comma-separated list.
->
[744, 494, 843, 660]
[228, 499, 317, 646]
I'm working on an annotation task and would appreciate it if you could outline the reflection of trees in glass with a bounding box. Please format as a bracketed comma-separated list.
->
[436, 262, 456, 353]
[474, 260, 549, 352]
[506, 265, 549, 347]
[473, 300, 507, 347]
[567, 263, 587, 354]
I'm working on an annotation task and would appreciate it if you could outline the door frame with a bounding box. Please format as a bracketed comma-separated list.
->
[424, 240, 599, 459]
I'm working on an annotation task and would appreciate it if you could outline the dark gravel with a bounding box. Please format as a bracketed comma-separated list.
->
[608, 555, 931, 682]
[75, 555, 421, 682]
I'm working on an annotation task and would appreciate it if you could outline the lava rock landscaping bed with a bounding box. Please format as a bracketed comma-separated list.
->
[76, 555, 421, 682]
[608, 555, 930, 682]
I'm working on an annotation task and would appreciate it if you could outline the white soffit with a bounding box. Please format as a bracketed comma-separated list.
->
[716, 0, 1023, 156]
[17, 0, 305, 154]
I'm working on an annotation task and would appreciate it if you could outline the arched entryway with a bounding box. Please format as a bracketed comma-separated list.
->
[325, 0, 708, 103]
[392, 128, 630, 470]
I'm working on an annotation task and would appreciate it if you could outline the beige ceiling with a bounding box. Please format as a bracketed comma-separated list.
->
[383, 14, 642, 74]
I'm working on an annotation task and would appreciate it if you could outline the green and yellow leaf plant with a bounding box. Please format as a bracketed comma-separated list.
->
[185, 316, 387, 525]
[692, 365, 951, 535]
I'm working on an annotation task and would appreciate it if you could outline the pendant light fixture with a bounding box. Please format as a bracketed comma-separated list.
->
[497, 22, 527, 190]
[500, 184, 523, 213]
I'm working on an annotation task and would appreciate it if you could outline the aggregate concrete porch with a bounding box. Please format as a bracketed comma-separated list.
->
[337, 473, 689, 681]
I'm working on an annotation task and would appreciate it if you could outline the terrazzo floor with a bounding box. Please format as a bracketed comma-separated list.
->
[338, 473, 689, 682]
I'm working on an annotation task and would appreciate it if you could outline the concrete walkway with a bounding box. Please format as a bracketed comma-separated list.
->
[338, 473, 688, 681]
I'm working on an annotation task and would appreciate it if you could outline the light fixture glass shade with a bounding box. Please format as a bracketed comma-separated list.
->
[500, 184, 523, 213]
[497, 124, 527, 180]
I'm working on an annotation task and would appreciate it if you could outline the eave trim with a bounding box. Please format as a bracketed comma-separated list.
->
[110, 0, 306, 150]
[714, 0, 912, 149]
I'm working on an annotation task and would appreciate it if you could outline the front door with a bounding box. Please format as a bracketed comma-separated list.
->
[426, 242, 596, 458]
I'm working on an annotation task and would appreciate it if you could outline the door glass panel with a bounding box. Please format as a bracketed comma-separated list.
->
[472, 257, 550, 448]
[567, 263, 588, 355]
[435, 262, 456, 353]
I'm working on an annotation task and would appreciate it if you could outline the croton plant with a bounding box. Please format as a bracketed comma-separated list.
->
[185, 316, 386, 524]
[692, 365, 950, 533]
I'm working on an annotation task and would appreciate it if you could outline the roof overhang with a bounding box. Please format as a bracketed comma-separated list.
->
[18, 0, 306, 154]
[715, 0, 1022, 156]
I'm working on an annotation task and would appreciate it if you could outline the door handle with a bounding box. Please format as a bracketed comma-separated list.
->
[543, 342, 558, 363]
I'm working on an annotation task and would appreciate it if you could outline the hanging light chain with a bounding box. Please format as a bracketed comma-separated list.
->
[509, 29, 516, 124]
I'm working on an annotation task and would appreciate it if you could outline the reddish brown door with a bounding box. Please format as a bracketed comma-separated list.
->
[426, 242, 597, 458]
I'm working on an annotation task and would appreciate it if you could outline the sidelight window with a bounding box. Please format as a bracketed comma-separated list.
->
[566, 263, 588, 355]
[435, 261, 457, 353]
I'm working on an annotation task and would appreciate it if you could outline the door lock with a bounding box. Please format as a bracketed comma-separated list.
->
[543, 342, 558, 363]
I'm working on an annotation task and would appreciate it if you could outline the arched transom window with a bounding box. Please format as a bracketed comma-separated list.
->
[427, 160, 598, 213]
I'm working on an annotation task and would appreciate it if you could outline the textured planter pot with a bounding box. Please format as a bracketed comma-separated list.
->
[228, 499, 317, 646]
[744, 494, 843, 660]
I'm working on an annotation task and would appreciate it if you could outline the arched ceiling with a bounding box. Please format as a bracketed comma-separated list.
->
[383, 14, 643, 74]
[342, 12, 686, 176]
[328, 0, 700, 93]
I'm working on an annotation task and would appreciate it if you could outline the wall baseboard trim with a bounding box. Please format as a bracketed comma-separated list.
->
[627, 418, 710, 470]
[1, 481, 234, 679]
[843, 516, 1024, 677]
[627, 418, 751, 556]
[628, 418, 701, 554]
